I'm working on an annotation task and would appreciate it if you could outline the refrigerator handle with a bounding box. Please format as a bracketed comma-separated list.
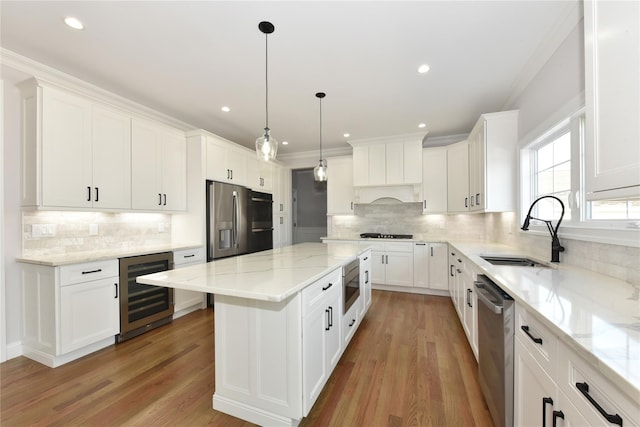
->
[232, 191, 238, 248]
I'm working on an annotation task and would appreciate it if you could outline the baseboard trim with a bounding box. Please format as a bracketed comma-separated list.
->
[213, 394, 301, 427]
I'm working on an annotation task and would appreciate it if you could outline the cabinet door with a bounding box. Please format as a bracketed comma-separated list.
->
[385, 143, 404, 185]
[514, 337, 558, 427]
[326, 292, 342, 370]
[206, 137, 230, 182]
[422, 148, 447, 213]
[227, 146, 247, 185]
[60, 277, 119, 354]
[302, 302, 328, 414]
[368, 144, 386, 186]
[403, 141, 423, 184]
[447, 140, 469, 213]
[352, 146, 369, 186]
[413, 243, 429, 288]
[41, 86, 93, 208]
[161, 130, 187, 211]
[468, 122, 485, 211]
[428, 243, 449, 291]
[385, 251, 414, 287]
[327, 157, 354, 215]
[371, 250, 386, 284]
[92, 106, 131, 209]
[131, 118, 163, 210]
[584, 0, 640, 199]
[360, 252, 372, 312]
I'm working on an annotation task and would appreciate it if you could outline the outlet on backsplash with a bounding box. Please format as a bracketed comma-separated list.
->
[31, 224, 56, 238]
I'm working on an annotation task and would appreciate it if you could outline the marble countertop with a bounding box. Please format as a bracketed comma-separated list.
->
[137, 242, 367, 302]
[16, 243, 202, 266]
[448, 241, 640, 400]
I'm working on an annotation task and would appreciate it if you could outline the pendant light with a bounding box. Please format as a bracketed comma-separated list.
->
[255, 21, 278, 162]
[313, 92, 328, 182]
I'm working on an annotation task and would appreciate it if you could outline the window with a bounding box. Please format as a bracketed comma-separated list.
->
[521, 108, 639, 245]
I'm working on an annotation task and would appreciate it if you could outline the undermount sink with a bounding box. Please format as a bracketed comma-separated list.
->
[480, 255, 549, 267]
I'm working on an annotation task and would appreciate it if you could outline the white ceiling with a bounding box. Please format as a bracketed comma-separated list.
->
[1, 1, 573, 156]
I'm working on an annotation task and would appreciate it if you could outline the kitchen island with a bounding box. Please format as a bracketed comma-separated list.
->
[137, 242, 371, 427]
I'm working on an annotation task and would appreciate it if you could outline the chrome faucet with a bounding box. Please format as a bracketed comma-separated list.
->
[521, 195, 565, 262]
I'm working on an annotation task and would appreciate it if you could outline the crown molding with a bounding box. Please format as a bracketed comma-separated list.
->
[423, 133, 469, 147]
[277, 146, 352, 169]
[347, 132, 428, 147]
[1, 48, 194, 131]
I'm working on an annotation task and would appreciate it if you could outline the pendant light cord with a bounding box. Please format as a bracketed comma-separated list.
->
[265, 33, 269, 129]
[319, 97, 323, 162]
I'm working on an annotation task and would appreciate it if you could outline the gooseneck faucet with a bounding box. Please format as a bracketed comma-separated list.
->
[521, 195, 565, 262]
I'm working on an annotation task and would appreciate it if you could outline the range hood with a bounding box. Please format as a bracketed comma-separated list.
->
[354, 184, 421, 204]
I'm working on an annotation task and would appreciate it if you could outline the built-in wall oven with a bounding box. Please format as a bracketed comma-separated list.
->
[475, 274, 515, 427]
[343, 258, 360, 314]
[248, 190, 273, 253]
[118, 252, 174, 342]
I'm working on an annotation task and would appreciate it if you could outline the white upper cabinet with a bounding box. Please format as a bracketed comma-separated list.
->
[584, 0, 640, 200]
[422, 147, 448, 213]
[206, 135, 248, 186]
[447, 140, 469, 213]
[327, 156, 354, 215]
[247, 155, 273, 192]
[467, 110, 518, 212]
[131, 118, 186, 211]
[20, 80, 132, 210]
[350, 138, 423, 187]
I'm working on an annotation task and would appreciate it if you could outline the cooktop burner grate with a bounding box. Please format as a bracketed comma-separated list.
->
[360, 233, 413, 239]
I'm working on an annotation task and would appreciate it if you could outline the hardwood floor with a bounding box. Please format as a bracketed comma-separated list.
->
[1, 290, 493, 426]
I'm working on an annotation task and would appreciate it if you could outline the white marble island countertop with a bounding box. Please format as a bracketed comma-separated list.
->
[137, 242, 367, 302]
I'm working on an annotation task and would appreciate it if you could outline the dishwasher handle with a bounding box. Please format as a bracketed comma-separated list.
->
[474, 281, 503, 314]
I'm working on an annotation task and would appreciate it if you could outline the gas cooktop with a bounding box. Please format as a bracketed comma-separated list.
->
[359, 233, 413, 239]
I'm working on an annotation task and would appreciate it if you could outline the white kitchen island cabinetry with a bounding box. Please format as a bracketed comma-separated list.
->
[584, 0, 640, 200]
[172, 247, 206, 318]
[326, 156, 354, 215]
[19, 79, 132, 210]
[19, 259, 120, 367]
[131, 118, 187, 211]
[137, 243, 368, 427]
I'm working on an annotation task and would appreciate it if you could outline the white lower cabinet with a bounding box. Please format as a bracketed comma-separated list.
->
[172, 247, 206, 317]
[515, 303, 639, 427]
[359, 250, 372, 312]
[370, 241, 413, 287]
[413, 242, 448, 291]
[21, 259, 119, 367]
[302, 268, 342, 413]
[447, 247, 477, 359]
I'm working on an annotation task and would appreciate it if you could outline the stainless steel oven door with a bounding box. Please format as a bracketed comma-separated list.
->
[343, 259, 360, 314]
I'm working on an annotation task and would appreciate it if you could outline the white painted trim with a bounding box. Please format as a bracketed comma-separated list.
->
[371, 284, 449, 298]
[502, 0, 583, 110]
[0, 48, 194, 131]
[347, 132, 427, 146]
[0, 78, 6, 362]
[213, 394, 301, 427]
[423, 133, 469, 148]
[22, 336, 115, 368]
[278, 146, 351, 169]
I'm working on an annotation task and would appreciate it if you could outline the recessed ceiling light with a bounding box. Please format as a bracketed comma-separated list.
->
[418, 123, 427, 128]
[418, 64, 430, 74]
[343, 133, 350, 138]
[221, 106, 230, 112]
[282, 141, 289, 145]
[64, 16, 84, 30]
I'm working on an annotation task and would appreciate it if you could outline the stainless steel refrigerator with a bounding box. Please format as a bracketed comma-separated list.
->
[206, 180, 249, 261]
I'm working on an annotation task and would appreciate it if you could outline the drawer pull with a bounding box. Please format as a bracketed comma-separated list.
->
[81, 269, 102, 275]
[542, 397, 553, 427]
[576, 382, 623, 426]
[552, 410, 564, 427]
[349, 318, 356, 327]
[521, 325, 543, 344]
[322, 282, 333, 291]
[183, 254, 195, 258]
[325, 309, 330, 331]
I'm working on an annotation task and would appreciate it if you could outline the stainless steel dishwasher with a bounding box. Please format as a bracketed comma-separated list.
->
[474, 274, 514, 427]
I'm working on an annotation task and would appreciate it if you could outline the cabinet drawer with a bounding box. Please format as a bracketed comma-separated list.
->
[343, 297, 360, 347]
[173, 247, 205, 266]
[302, 268, 342, 313]
[515, 304, 558, 378]
[384, 242, 413, 252]
[59, 259, 118, 286]
[558, 340, 639, 427]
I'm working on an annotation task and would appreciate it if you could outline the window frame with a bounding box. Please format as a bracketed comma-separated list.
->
[519, 107, 640, 248]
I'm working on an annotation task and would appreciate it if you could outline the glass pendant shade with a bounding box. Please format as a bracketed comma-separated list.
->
[314, 160, 327, 182]
[256, 127, 278, 161]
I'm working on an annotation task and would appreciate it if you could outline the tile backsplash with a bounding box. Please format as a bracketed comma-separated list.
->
[329, 203, 639, 286]
[22, 211, 172, 257]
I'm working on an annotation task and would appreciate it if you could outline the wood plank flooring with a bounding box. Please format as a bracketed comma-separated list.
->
[1, 290, 493, 426]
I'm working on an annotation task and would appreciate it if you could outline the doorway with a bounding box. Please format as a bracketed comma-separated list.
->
[292, 168, 327, 243]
